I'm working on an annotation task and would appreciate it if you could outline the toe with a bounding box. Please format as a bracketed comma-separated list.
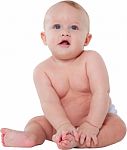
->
[1, 128, 7, 135]
[1, 137, 6, 146]
[1, 128, 7, 146]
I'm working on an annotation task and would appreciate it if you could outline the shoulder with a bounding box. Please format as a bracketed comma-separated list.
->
[33, 57, 53, 85]
[85, 50, 103, 59]
[33, 57, 52, 76]
[84, 50, 107, 73]
[84, 50, 105, 64]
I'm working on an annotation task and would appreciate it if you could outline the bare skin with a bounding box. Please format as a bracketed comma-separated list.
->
[1, 52, 126, 149]
[1, 1, 126, 149]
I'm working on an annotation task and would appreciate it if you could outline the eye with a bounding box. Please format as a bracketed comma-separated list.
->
[71, 25, 79, 30]
[53, 24, 61, 29]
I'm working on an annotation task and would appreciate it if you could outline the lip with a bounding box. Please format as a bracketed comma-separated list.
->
[58, 39, 71, 48]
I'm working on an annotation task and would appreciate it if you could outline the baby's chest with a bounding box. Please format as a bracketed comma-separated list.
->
[48, 68, 90, 98]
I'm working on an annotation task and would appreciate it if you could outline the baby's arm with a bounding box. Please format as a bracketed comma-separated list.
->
[86, 51, 111, 128]
[33, 66, 77, 141]
[78, 51, 111, 146]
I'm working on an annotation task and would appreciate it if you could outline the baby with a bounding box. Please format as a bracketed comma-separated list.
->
[1, 1, 126, 149]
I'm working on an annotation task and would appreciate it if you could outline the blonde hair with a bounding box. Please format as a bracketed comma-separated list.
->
[59, 1, 87, 12]
[43, 0, 90, 32]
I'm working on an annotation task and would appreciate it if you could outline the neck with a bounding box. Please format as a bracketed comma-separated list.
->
[51, 51, 84, 65]
[51, 56, 76, 65]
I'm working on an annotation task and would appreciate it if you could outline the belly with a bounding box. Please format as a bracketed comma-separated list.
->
[61, 92, 91, 126]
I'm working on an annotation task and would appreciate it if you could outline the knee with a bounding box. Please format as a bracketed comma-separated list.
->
[28, 115, 45, 123]
[25, 115, 47, 133]
[109, 115, 126, 143]
[117, 119, 126, 141]
[27, 115, 48, 126]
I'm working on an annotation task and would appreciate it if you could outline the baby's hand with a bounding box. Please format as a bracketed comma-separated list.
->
[52, 123, 78, 144]
[77, 121, 100, 147]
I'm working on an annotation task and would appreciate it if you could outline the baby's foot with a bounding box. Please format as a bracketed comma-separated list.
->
[1, 128, 36, 147]
[57, 133, 77, 149]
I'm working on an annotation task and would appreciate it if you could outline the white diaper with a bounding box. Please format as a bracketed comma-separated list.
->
[108, 104, 117, 114]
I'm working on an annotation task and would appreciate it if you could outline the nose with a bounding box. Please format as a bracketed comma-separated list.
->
[61, 29, 71, 37]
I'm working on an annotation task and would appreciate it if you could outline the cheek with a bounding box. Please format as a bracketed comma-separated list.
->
[80, 34, 87, 46]
[46, 37, 53, 46]
[46, 34, 57, 50]
[46, 32, 57, 44]
[73, 36, 84, 48]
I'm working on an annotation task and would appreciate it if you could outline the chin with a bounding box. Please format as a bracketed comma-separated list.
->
[56, 55, 76, 60]
[52, 50, 83, 60]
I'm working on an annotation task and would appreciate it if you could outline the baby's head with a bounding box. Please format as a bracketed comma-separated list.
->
[44, 1, 90, 33]
[41, 1, 92, 60]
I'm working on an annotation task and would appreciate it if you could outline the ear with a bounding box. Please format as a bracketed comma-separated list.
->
[84, 33, 92, 46]
[41, 32, 47, 45]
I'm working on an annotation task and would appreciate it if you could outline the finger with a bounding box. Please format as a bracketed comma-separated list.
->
[73, 130, 79, 142]
[61, 140, 69, 146]
[85, 136, 91, 147]
[52, 134, 60, 142]
[54, 134, 62, 143]
[59, 141, 70, 149]
[57, 142, 63, 149]
[62, 130, 68, 135]
[62, 131, 68, 140]
[80, 134, 86, 145]
[92, 135, 98, 146]
[77, 129, 82, 136]
[52, 134, 56, 141]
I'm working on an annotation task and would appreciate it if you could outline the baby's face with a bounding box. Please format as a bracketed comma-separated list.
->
[42, 3, 90, 60]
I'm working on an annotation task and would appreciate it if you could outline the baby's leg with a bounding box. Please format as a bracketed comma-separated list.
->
[1, 116, 55, 147]
[78, 113, 126, 148]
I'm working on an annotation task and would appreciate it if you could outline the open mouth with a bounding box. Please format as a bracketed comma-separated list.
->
[58, 40, 70, 47]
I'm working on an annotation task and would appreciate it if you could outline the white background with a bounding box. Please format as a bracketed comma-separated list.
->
[0, 0, 127, 149]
